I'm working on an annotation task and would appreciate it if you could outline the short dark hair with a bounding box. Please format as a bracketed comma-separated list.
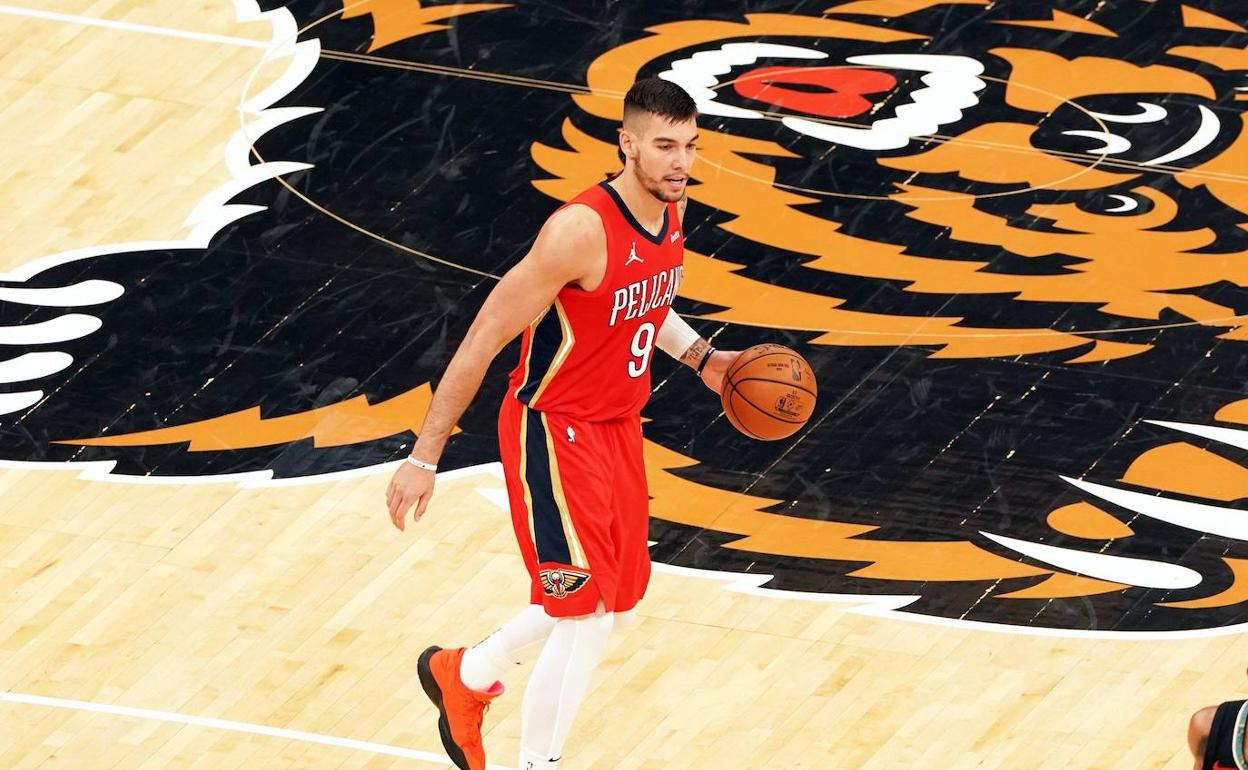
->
[623, 77, 697, 126]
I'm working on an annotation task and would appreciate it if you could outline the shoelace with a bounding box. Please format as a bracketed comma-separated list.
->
[455, 698, 489, 748]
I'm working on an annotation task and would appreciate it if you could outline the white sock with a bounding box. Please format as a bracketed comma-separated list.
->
[520, 610, 614, 765]
[460, 605, 557, 691]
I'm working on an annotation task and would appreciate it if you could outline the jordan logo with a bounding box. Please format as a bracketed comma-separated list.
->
[670, 230, 680, 243]
[625, 241, 643, 265]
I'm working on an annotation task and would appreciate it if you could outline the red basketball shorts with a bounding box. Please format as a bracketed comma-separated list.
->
[497, 395, 651, 617]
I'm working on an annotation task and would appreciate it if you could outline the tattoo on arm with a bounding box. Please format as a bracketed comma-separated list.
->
[679, 338, 711, 369]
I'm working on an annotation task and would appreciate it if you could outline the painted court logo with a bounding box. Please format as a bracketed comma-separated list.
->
[537, 0, 1248, 635]
[2, 0, 1248, 635]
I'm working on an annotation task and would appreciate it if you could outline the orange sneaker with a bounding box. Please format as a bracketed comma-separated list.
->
[417, 646, 502, 770]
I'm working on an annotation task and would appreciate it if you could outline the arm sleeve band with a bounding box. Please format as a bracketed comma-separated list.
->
[656, 311, 701, 360]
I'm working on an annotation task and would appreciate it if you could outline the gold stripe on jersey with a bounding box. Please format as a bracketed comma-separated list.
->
[527, 299, 576, 406]
[518, 404, 537, 554]
[539, 411, 588, 569]
[516, 305, 550, 401]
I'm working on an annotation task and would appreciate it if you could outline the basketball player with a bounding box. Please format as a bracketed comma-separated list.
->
[1189, 698, 1247, 770]
[384, 78, 736, 770]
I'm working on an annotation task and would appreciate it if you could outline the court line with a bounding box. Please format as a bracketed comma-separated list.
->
[0, 4, 270, 48]
[0, 690, 517, 769]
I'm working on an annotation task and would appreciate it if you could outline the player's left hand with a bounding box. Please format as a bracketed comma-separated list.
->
[386, 460, 436, 531]
[699, 349, 738, 395]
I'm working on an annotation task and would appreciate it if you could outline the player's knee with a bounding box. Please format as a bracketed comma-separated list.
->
[1190, 705, 1216, 736]
[562, 610, 614, 644]
[1190, 705, 1216, 759]
[584, 610, 615, 637]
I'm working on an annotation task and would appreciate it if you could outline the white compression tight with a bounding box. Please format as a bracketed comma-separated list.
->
[519, 609, 615, 767]
[460, 604, 636, 768]
[460, 605, 557, 691]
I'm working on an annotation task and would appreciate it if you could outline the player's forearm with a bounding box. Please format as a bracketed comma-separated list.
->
[677, 338, 713, 369]
[656, 311, 712, 370]
[409, 331, 500, 464]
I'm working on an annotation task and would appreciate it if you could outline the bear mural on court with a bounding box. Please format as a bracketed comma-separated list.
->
[2, 0, 1248, 634]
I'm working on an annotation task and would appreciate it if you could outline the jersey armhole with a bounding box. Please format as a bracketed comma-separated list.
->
[555, 201, 615, 298]
[1233, 701, 1248, 770]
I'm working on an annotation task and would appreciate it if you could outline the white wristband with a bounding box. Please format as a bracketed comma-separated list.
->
[656, 311, 700, 359]
[406, 456, 437, 472]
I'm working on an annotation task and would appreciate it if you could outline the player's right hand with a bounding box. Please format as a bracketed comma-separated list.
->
[387, 460, 436, 531]
[699, 349, 739, 395]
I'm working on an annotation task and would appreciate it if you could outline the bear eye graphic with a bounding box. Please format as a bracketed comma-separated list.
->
[1062, 100, 1219, 167]
[1042, 97, 1223, 170]
[1059, 102, 1166, 158]
[1060, 130, 1132, 156]
[1088, 102, 1168, 124]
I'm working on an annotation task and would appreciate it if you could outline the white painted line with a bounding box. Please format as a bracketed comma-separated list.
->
[1148, 419, 1248, 452]
[0, 4, 270, 48]
[1064, 473, 1248, 542]
[0, 352, 73, 384]
[0, 390, 42, 416]
[0, 315, 101, 346]
[980, 530, 1202, 589]
[1, 691, 517, 769]
[0, 280, 123, 308]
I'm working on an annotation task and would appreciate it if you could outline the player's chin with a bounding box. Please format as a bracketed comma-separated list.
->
[657, 177, 686, 202]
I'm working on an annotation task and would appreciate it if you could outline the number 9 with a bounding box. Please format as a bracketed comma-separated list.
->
[628, 322, 656, 378]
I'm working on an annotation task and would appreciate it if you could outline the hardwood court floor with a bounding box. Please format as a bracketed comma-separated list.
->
[2, 2, 1248, 769]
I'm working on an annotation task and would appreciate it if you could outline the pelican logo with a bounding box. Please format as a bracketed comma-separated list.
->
[3, 0, 1248, 635]
[539, 568, 591, 599]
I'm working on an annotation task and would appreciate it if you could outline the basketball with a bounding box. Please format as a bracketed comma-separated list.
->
[721, 344, 817, 440]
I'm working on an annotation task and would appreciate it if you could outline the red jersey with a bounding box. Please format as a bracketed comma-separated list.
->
[507, 181, 685, 421]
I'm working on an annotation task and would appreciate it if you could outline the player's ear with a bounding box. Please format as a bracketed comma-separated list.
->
[618, 126, 638, 163]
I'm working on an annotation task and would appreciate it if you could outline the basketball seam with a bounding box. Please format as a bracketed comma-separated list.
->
[730, 376, 817, 400]
[728, 381, 803, 429]
[729, 386, 807, 425]
[721, 381, 766, 440]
